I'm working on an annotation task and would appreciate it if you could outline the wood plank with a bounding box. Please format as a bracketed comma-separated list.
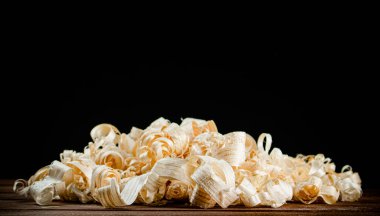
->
[1, 199, 379, 215]
[1, 186, 14, 193]
[1, 179, 379, 216]
[1, 210, 377, 216]
[0, 210, 379, 216]
[0, 196, 378, 211]
[0, 199, 378, 211]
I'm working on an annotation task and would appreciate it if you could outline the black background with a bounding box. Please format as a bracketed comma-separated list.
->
[2, 17, 378, 189]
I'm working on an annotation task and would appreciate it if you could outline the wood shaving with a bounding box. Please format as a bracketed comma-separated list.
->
[14, 117, 362, 208]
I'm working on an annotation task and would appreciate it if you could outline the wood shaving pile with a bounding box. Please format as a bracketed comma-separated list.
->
[14, 117, 362, 208]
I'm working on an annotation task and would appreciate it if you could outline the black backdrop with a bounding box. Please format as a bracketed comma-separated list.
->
[2, 33, 378, 189]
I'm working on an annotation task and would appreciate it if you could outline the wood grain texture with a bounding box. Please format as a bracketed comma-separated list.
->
[1, 179, 379, 216]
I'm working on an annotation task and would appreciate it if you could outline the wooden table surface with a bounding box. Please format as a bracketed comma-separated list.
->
[1, 179, 379, 216]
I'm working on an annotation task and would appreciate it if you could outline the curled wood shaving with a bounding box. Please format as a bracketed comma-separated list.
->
[14, 117, 362, 208]
[165, 180, 188, 200]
